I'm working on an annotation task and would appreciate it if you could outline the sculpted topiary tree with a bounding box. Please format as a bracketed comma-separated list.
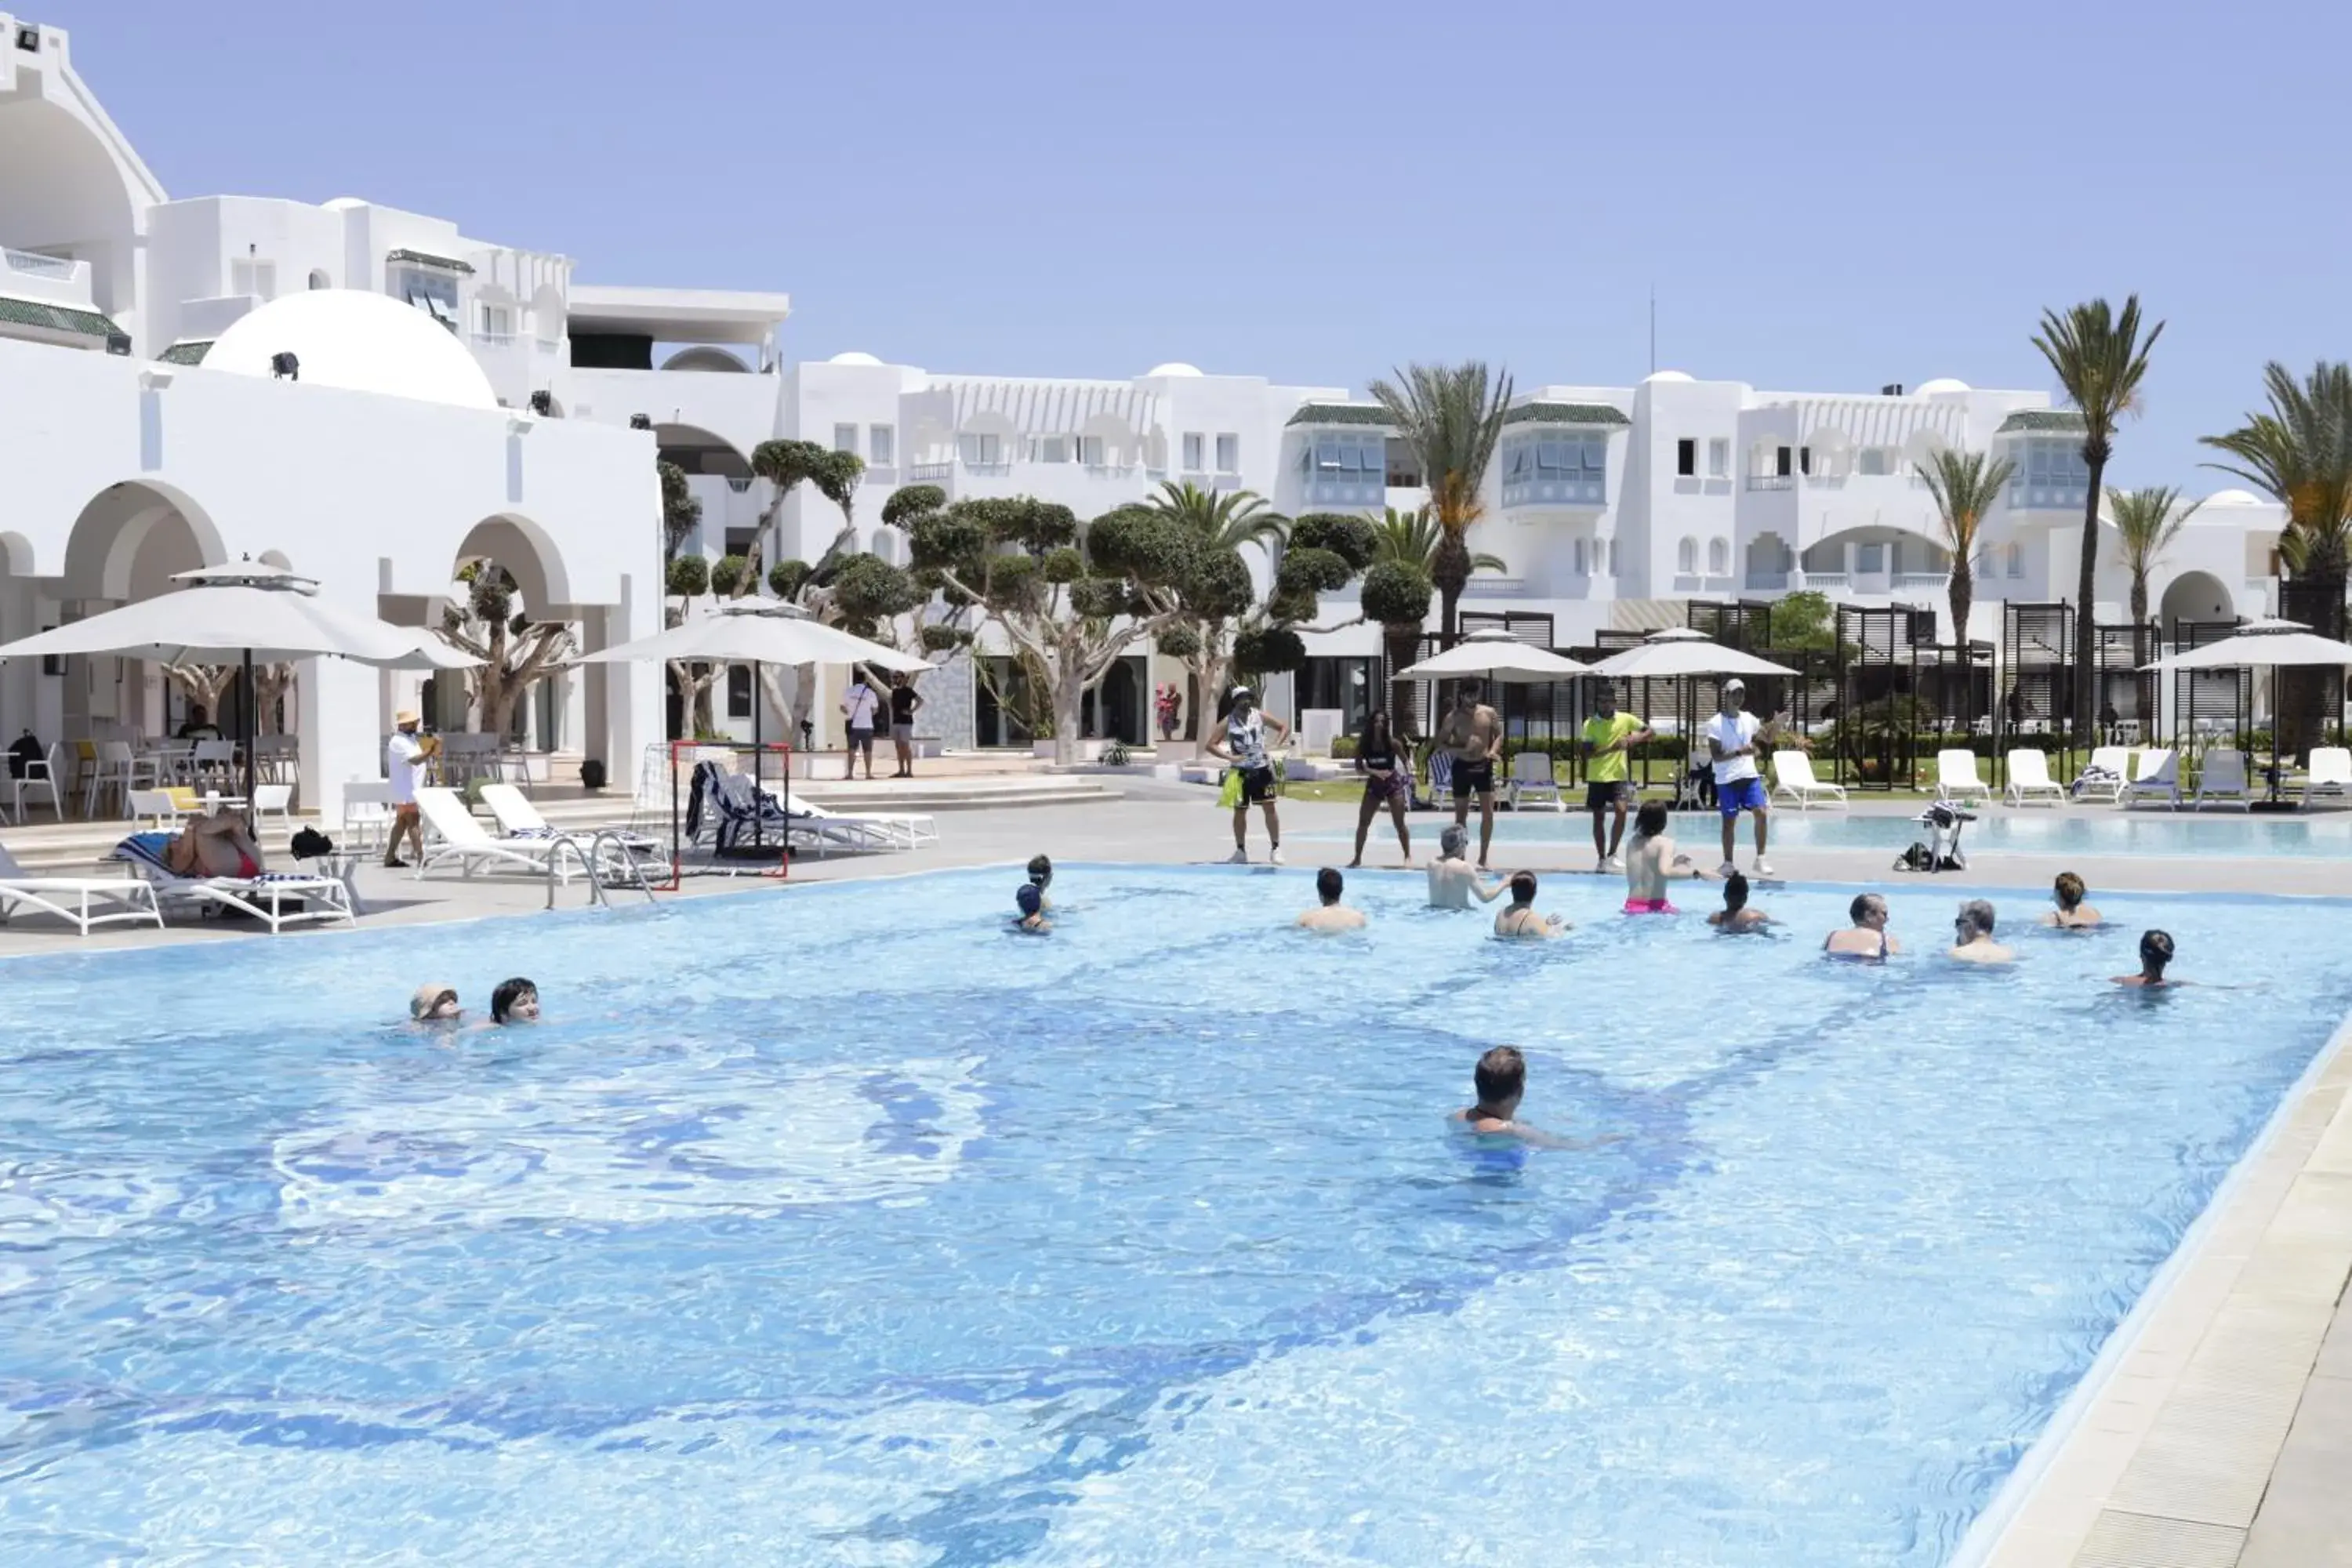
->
[440, 559, 575, 740]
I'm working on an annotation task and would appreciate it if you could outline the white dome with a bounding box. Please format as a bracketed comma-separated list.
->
[1144, 361, 1203, 378]
[827, 350, 884, 366]
[1642, 369, 1693, 383]
[322, 196, 368, 210]
[2200, 488, 2265, 507]
[1915, 377, 1971, 396]
[205, 289, 499, 410]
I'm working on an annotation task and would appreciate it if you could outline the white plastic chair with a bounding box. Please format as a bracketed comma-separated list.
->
[127, 789, 187, 832]
[85, 739, 136, 818]
[11, 743, 63, 822]
[2002, 749, 2067, 808]
[252, 782, 295, 829]
[2125, 747, 2181, 808]
[1770, 750, 1846, 810]
[1934, 749, 1991, 805]
[2073, 746, 2136, 804]
[2190, 749, 2252, 811]
[2300, 746, 2352, 805]
[1506, 751, 1563, 811]
[342, 780, 394, 852]
[191, 739, 238, 789]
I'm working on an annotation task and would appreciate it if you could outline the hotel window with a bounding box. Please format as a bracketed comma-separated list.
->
[388, 264, 460, 332]
[1607, 539, 1617, 575]
[869, 425, 894, 466]
[230, 256, 278, 300]
[1077, 434, 1105, 466]
[1775, 446, 1793, 477]
[1182, 432, 1206, 471]
[958, 433, 1001, 466]
[1707, 438, 1729, 477]
[475, 302, 512, 340]
[1707, 538, 1729, 575]
[1798, 446, 1812, 477]
[1857, 447, 1889, 476]
[1573, 539, 1588, 574]
[1215, 433, 1240, 473]
[724, 527, 758, 558]
[1031, 435, 1069, 464]
[2006, 543, 2024, 579]
[727, 665, 752, 720]
[1385, 440, 1424, 488]
[1859, 542, 1886, 574]
[1677, 536, 1697, 575]
[1675, 438, 1696, 477]
[833, 423, 858, 454]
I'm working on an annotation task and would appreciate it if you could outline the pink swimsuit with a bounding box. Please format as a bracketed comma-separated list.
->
[1622, 898, 1678, 915]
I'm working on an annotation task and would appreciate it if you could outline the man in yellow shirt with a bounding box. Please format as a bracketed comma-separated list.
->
[1579, 684, 1654, 873]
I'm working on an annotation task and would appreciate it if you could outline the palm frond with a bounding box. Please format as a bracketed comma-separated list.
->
[1915, 447, 2016, 558]
[2200, 360, 2352, 578]
[2031, 294, 2164, 449]
[2105, 485, 2198, 579]
[1367, 361, 1513, 536]
[1145, 479, 1288, 554]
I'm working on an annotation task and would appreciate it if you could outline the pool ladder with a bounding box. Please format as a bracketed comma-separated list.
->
[543, 829, 663, 911]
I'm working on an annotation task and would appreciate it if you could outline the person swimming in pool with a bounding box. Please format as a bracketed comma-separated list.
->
[1824, 891, 1900, 959]
[1947, 899, 2016, 964]
[1427, 825, 1508, 911]
[408, 983, 462, 1024]
[1298, 866, 1368, 931]
[1493, 871, 1565, 938]
[1706, 870, 1771, 932]
[1013, 882, 1051, 933]
[1623, 800, 1715, 914]
[2043, 870, 2103, 928]
[490, 977, 540, 1024]
[1026, 854, 1054, 910]
[1449, 1045, 1621, 1150]
[2114, 929, 2183, 987]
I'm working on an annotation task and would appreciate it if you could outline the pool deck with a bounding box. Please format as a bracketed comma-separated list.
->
[2, 786, 2347, 1566]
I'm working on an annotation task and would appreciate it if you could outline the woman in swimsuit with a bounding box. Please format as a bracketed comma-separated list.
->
[2043, 870, 2103, 928]
[161, 808, 266, 879]
[1621, 800, 1711, 913]
[1824, 891, 1900, 959]
[1348, 710, 1413, 868]
[2113, 929, 2183, 987]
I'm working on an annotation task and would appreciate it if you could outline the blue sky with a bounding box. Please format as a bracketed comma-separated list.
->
[36, 0, 2352, 488]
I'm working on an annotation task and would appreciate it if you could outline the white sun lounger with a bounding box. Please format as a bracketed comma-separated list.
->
[2002, 749, 2067, 808]
[1934, 749, 1991, 806]
[2301, 747, 2352, 806]
[791, 794, 938, 849]
[1506, 751, 1563, 811]
[2125, 747, 2181, 808]
[479, 783, 670, 869]
[108, 833, 351, 934]
[2072, 746, 2136, 804]
[0, 840, 164, 935]
[413, 787, 586, 880]
[2191, 748, 2252, 811]
[1770, 750, 1846, 810]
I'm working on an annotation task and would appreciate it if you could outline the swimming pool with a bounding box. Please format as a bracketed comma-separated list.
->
[2, 868, 2346, 1565]
[1457, 807, 2352, 858]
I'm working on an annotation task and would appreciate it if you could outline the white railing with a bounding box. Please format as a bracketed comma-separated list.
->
[534, 336, 563, 352]
[1745, 474, 1795, 491]
[964, 461, 1013, 477]
[3, 247, 73, 279]
[1804, 572, 1849, 591]
[475, 330, 517, 348]
[1085, 463, 1138, 479]
[909, 462, 955, 481]
[1744, 572, 1791, 592]
[1892, 572, 1947, 590]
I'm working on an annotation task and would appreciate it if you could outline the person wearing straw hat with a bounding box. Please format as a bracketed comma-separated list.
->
[383, 709, 434, 869]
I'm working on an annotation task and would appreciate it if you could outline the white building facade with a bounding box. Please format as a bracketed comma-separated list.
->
[0, 14, 2290, 772]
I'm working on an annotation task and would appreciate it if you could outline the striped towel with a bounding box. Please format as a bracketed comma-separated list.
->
[111, 833, 314, 885]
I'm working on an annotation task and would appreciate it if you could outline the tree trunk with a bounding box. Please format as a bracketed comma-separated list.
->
[1051, 660, 1086, 768]
[2074, 452, 2107, 746]
[1381, 620, 1421, 741]
[1190, 646, 1232, 745]
[1430, 532, 1471, 648]
[2130, 578, 2151, 736]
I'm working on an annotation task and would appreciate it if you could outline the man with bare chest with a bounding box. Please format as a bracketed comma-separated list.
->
[1435, 679, 1504, 869]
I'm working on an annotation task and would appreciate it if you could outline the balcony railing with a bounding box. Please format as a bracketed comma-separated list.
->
[2009, 485, 2090, 511]
[3, 247, 74, 279]
[1744, 572, 1791, 592]
[1804, 572, 1849, 591]
[1085, 463, 1138, 479]
[1500, 477, 1605, 509]
[1892, 572, 1947, 591]
[964, 460, 1012, 477]
[909, 462, 955, 481]
[475, 330, 517, 348]
[1744, 474, 1796, 491]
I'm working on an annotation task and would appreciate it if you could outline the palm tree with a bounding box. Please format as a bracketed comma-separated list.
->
[1371, 503, 1505, 575]
[2107, 485, 2200, 730]
[1143, 478, 1288, 554]
[2031, 296, 2165, 743]
[2201, 361, 2352, 755]
[1368, 361, 1513, 645]
[1916, 448, 2017, 656]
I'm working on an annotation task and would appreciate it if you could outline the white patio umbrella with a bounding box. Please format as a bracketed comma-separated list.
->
[0, 561, 427, 820]
[2137, 617, 2352, 672]
[1588, 626, 1800, 680]
[384, 628, 488, 672]
[1396, 626, 1593, 681]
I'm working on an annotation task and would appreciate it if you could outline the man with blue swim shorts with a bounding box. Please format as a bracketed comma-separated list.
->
[1705, 677, 1778, 879]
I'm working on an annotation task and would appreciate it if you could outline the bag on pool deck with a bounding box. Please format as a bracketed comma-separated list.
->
[1217, 767, 1244, 808]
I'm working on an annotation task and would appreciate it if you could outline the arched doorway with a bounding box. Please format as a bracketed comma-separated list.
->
[443, 514, 575, 751]
[59, 481, 227, 743]
[2159, 570, 2233, 637]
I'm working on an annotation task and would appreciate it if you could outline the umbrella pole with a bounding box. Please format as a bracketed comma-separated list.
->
[752, 659, 763, 851]
[241, 647, 256, 836]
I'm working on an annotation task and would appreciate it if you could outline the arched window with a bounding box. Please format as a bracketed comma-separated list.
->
[1573, 539, 1588, 574]
[1707, 538, 1729, 575]
[1607, 539, 1617, 575]
[307, 268, 332, 290]
[2005, 543, 2024, 579]
[1677, 536, 1697, 575]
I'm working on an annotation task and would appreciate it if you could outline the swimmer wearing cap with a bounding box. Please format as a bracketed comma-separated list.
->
[1013, 882, 1051, 933]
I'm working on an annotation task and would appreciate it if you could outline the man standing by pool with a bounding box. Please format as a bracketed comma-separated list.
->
[1435, 679, 1504, 869]
[1705, 678, 1786, 878]
[1206, 684, 1289, 864]
[383, 709, 428, 869]
[1580, 684, 1653, 873]
[841, 673, 882, 781]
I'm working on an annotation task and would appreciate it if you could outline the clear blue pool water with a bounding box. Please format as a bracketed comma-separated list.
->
[2, 867, 2347, 1566]
[1457, 808, 2352, 858]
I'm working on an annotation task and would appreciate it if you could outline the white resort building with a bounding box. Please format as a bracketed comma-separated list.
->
[0, 14, 2292, 779]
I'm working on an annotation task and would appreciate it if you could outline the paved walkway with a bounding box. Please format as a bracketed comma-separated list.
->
[2, 786, 2345, 1564]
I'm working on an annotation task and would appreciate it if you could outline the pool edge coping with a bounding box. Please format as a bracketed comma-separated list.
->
[1951, 1000, 2352, 1566]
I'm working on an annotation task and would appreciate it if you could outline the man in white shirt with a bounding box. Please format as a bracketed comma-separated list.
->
[841, 674, 882, 780]
[1705, 678, 1778, 878]
[384, 709, 428, 869]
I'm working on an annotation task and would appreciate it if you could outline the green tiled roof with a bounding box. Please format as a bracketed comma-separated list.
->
[1285, 402, 1393, 427]
[158, 339, 213, 365]
[1998, 408, 2087, 434]
[386, 247, 475, 274]
[1502, 401, 1631, 427]
[0, 294, 132, 353]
